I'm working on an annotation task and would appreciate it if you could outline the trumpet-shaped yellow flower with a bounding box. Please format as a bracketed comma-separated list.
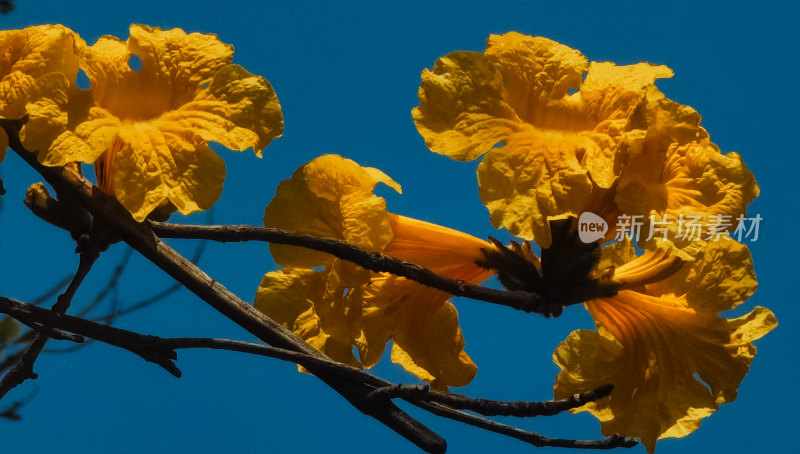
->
[0, 25, 83, 162]
[413, 32, 757, 249]
[414, 32, 672, 246]
[38, 24, 283, 221]
[255, 154, 494, 387]
[553, 238, 776, 452]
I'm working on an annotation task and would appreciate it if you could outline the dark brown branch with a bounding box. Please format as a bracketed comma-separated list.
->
[369, 383, 614, 417]
[150, 222, 564, 314]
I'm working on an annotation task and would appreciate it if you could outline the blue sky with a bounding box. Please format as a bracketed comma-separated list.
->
[1, 1, 798, 453]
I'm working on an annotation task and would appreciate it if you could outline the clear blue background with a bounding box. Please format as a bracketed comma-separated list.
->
[1, 1, 797, 453]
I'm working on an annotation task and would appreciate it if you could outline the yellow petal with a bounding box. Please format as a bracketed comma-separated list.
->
[0, 25, 83, 81]
[580, 62, 673, 134]
[484, 33, 588, 124]
[477, 130, 594, 245]
[254, 264, 363, 367]
[83, 25, 234, 121]
[42, 108, 121, 165]
[186, 64, 283, 154]
[109, 123, 226, 221]
[254, 268, 319, 329]
[362, 276, 477, 389]
[0, 25, 84, 162]
[264, 155, 398, 268]
[23, 73, 93, 155]
[412, 50, 521, 161]
[38, 25, 282, 220]
[555, 291, 776, 452]
[646, 239, 757, 313]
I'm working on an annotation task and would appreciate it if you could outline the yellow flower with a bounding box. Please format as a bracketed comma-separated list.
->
[255, 154, 494, 387]
[0, 24, 83, 162]
[553, 238, 776, 452]
[39, 24, 283, 221]
[615, 88, 759, 251]
[413, 32, 757, 249]
[413, 32, 671, 246]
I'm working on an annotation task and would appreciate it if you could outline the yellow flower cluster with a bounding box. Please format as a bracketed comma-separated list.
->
[415, 32, 775, 451]
[255, 154, 495, 388]
[2, 24, 283, 221]
[2, 24, 776, 451]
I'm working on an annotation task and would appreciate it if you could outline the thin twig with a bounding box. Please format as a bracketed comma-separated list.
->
[31, 275, 72, 306]
[369, 383, 614, 417]
[413, 399, 636, 450]
[0, 387, 36, 421]
[0, 250, 97, 399]
[0, 351, 23, 375]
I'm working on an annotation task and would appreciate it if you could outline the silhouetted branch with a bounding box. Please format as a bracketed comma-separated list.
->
[0, 0, 14, 15]
[369, 383, 614, 417]
[150, 222, 595, 316]
[411, 400, 636, 450]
